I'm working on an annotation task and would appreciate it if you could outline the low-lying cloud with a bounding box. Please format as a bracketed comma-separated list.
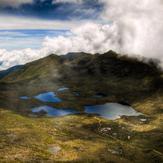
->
[0, 0, 163, 70]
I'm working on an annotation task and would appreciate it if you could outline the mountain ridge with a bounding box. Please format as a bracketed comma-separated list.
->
[0, 50, 162, 107]
[0, 50, 162, 83]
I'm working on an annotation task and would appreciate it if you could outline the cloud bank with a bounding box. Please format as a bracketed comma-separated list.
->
[0, 15, 80, 29]
[0, 0, 163, 70]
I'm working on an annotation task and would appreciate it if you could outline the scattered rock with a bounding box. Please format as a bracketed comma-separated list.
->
[113, 133, 117, 136]
[100, 127, 112, 133]
[28, 114, 38, 118]
[48, 146, 61, 155]
[122, 127, 125, 130]
[74, 146, 84, 152]
[108, 147, 123, 155]
[108, 149, 119, 155]
[7, 133, 18, 143]
[140, 118, 147, 122]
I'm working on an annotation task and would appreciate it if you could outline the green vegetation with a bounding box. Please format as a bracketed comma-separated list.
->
[0, 51, 162, 162]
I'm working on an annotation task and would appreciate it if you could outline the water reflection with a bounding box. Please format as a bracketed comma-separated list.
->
[19, 91, 142, 120]
[34, 92, 62, 103]
[32, 106, 78, 117]
[85, 103, 141, 120]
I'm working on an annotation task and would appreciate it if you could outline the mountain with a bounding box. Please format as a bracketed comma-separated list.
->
[0, 50, 163, 163]
[0, 50, 162, 104]
[1, 50, 162, 81]
[0, 65, 23, 79]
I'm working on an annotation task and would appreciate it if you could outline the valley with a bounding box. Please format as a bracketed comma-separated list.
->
[0, 51, 163, 162]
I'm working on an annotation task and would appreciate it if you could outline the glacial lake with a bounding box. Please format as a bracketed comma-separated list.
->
[32, 106, 79, 117]
[19, 91, 142, 120]
[34, 92, 62, 103]
[85, 103, 142, 120]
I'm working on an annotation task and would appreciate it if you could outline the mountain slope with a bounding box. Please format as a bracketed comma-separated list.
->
[0, 51, 163, 163]
[0, 65, 23, 79]
[0, 50, 162, 106]
[1, 50, 162, 82]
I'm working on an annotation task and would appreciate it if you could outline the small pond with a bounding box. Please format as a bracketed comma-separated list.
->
[32, 106, 78, 117]
[31, 103, 141, 120]
[34, 92, 62, 103]
[85, 103, 141, 120]
[19, 91, 142, 120]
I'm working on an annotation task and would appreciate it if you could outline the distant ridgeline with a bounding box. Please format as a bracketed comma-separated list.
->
[0, 50, 162, 81]
[0, 65, 23, 80]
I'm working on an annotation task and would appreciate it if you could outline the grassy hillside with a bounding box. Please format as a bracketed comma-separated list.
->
[0, 51, 163, 162]
[0, 93, 162, 162]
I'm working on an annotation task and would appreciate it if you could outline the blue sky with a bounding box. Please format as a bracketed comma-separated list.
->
[0, 29, 70, 50]
[0, 0, 163, 70]
[0, 0, 103, 50]
[0, 0, 103, 20]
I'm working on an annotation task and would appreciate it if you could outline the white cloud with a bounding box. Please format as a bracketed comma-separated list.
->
[100, 0, 163, 59]
[0, 0, 33, 7]
[0, 48, 50, 70]
[43, 23, 120, 54]
[53, 0, 83, 4]
[44, 0, 163, 62]
[0, 15, 83, 30]
[0, 0, 163, 70]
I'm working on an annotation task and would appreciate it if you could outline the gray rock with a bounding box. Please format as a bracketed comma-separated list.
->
[48, 146, 61, 155]
[140, 118, 147, 122]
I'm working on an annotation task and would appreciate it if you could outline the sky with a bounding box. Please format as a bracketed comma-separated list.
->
[0, 0, 163, 70]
